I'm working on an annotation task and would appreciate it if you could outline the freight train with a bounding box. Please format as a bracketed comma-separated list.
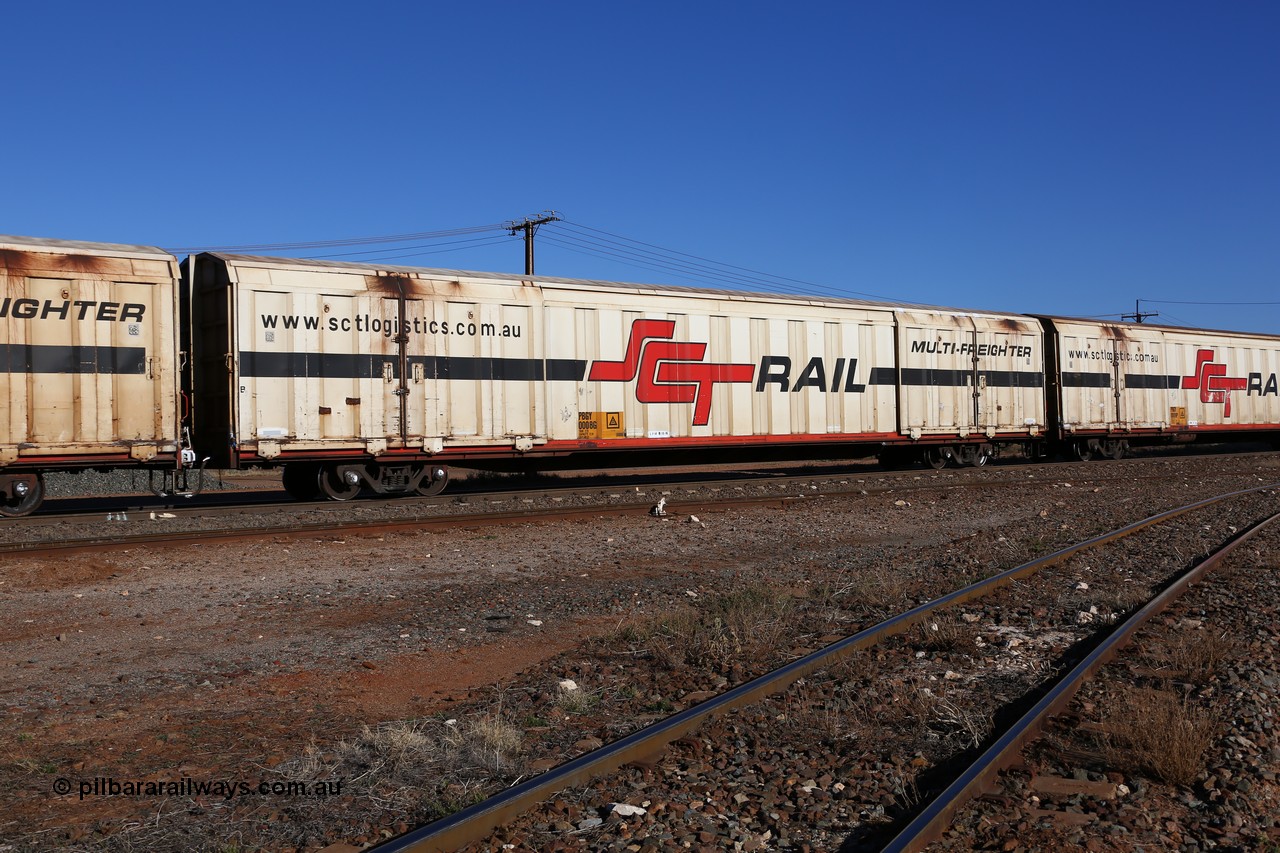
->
[1, 234, 1277, 517]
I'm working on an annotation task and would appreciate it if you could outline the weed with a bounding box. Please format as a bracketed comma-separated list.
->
[887, 771, 922, 808]
[1165, 630, 1236, 685]
[331, 709, 524, 794]
[604, 584, 801, 675]
[455, 713, 523, 774]
[910, 613, 974, 655]
[554, 683, 599, 715]
[1103, 581, 1153, 613]
[1099, 686, 1218, 786]
[832, 567, 915, 611]
[929, 695, 989, 748]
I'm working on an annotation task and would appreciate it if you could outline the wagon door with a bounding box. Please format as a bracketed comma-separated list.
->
[972, 317, 1043, 437]
[965, 328, 983, 432]
[1113, 331, 1167, 430]
[376, 295, 412, 447]
[1054, 322, 1119, 432]
[897, 312, 979, 437]
[1107, 339, 1124, 427]
[399, 297, 430, 445]
[24, 276, 169, 450]
[24, 276, 81, 444]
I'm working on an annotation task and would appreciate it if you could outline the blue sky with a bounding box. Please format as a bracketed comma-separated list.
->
[4, 2, 1277, 332]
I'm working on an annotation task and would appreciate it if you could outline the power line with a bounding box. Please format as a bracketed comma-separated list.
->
[1141, 298, 1280, 306]
[540, 231, 804, 292]
[539, 233, 800, 292]
[165, 223, 506, 255]
[162, 217, 913, 306]
[308, 235, 511, 261]
[553, 220, 896, 301]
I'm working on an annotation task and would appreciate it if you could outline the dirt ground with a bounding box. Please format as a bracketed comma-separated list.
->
[2, 452, 1278, 850]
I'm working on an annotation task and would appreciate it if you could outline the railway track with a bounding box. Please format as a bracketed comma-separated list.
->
[5, 453, 1278, 852]
[19, 447, 1276, 524]
[0, 494, 806, 556]
[7, 453, 1275, 554]
[355, 483, 1280, 852]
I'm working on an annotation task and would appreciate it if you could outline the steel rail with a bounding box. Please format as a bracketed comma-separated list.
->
[880, 504, 1280, 850]
[10, 459, 1267, 554]
[882, 504, 1280, 852]
[0, 493, 814, 557]
[22, 449, 1265, 524]
[362, 482, 1280, 853]
[0, 465, 1005, 523]
[7, 465, 887, 527]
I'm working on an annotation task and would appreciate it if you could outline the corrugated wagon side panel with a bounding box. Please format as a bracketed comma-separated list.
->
[897, 311, 976, 435]
[229, 268, 404, 455]
[241, 289, 295, 441]
[1048, 318, 1280, 439]
[724, 315, 753, 436]
[896, 311, 1044, 438]
[970, 316, 1045, 435]
[544, 305, 579, 441]
[1165, 330, 1280, 429]
[0, 268, 30, 446]
[753, 316, 790, 434]
[1054, 321, 1116, 431]
[316, 293, 360, 440]
[545, 286, 903, 444]
[1, 245, 179, 466]
[1112, 327, 1171, 430]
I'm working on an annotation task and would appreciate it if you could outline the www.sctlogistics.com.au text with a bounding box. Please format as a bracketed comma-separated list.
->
[55, 777, 343, 801]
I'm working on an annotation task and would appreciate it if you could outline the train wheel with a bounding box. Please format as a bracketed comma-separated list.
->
[1102, 439, 1128, 460]
[0, 474, 44, 517]
[924, 447, 950, 470]
[281, 463, 321, 501]
[956, 445, 991, 467]
[415, 465, 449, 496]
[1072, 442, 1094, 462]
[318, 465, 361, 501]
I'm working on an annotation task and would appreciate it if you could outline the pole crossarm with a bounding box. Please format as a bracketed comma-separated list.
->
[505, 211, 562, 275]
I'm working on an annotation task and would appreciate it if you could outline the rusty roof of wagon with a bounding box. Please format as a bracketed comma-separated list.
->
[197, 251, 1029, 319]
[0, 234, 173, 260]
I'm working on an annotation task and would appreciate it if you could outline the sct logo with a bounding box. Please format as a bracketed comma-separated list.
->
[1182, 348, 1248, 417]
[587, 320, 754, 426]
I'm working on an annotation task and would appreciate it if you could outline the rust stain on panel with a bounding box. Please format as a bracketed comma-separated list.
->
[0, 249, 129, 276]
[366, 274, 429, 297]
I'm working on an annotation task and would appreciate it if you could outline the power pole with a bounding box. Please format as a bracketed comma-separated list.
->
[1122, 299, 1158, 324]
[506, 211, 561, 275]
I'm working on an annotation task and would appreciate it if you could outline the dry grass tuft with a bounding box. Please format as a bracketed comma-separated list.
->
[1099, 686, 1218, 786]
[1165, 630, 1237, 685]
[553, 681, 600, 715]
[603, 584, 802, 674]
[832, 566, 916, 611]
[332, 711, 524, 798]
[910, 613, 975, 654]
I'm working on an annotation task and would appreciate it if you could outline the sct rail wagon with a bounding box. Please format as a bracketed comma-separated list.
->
[1, 234, 1278, 516]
